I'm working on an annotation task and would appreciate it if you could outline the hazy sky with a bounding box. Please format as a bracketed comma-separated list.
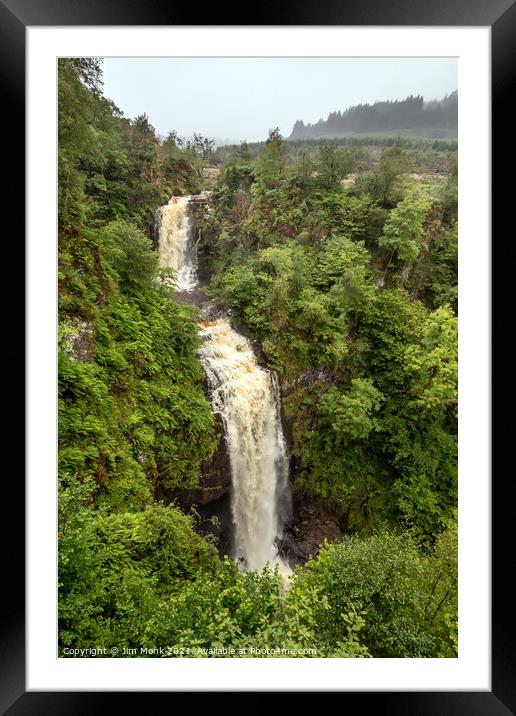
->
[102, 57, 457, 144]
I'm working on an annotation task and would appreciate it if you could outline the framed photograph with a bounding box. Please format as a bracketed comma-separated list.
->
[8, 0, 505, 708]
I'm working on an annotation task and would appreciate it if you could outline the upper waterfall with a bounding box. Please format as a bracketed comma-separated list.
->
[154, 195, 198, 292]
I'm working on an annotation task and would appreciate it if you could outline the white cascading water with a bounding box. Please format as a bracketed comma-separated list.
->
[156, 195, 291, 575]
[155, 195, 198, 291]
[198, 319, 291, 575]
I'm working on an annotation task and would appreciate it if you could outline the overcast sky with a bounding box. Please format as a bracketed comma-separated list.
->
[102, 57, 457, 144]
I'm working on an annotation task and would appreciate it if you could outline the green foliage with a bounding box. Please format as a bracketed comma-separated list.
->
[441, 156, 458, 222]
[59, 264, 217, 507]
[253, 128, 288, 191]
[353, 290, 457, 538]
[214, 241, 354, 373]
[99, 220, 159, 287]
[59, 481, 219, 650]
[212, 134, 457, 168]
[298, 528, 457, 657]
[429, 222, 458, 312]
[208, 134, 457, 546]
[378, 194, 430, 263]
[355, 146, 411, 205]
[143, 558, 283, 654]
[144, 557, 369, 658]
[58, 58, 219, 649]
[319, 379, 383, 443]
[404, 305, 458, 413]
[58, 58, 204, 237]
[315, 144, 361, 190]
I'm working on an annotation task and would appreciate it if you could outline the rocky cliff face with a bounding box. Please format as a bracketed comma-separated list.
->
[167, 413, 231, 510]
[284, 490, 345, 563]
[187, 201, 211, 284]
[151, 384, 233, 558]
[149, 213, 160, 250]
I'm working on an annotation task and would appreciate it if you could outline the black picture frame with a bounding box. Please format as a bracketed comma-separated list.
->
[6, 0, 507, 710]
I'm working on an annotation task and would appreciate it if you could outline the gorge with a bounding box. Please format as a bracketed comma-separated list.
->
[155, 195, 292, 574]
[57, 56, 459, 658]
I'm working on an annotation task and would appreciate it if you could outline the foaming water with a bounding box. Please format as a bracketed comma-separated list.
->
[198, 319, 291, 575]
[155, 195, 198, 291]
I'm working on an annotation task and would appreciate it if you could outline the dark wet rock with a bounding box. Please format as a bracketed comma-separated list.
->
[173, 284, 229, 325]
[199, 414, 232, 497]
[149, 214, 160, 250]
[195, 491, 233, 558]
[279, 365, 334, 398]
[167, 414, 231, 510]
[284, 490, 345, 564]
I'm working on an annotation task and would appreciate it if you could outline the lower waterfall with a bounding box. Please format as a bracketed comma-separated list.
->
[155, 194, 291, 575]
[199, 319, 291, 574]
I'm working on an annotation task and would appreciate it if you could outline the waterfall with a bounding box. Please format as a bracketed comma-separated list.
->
[155, 195, 198, 291]
[155, 194, 292, 575]
[198, 319, 291, 574]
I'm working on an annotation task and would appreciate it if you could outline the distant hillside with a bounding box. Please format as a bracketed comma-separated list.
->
[289, 91, 457, 140]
